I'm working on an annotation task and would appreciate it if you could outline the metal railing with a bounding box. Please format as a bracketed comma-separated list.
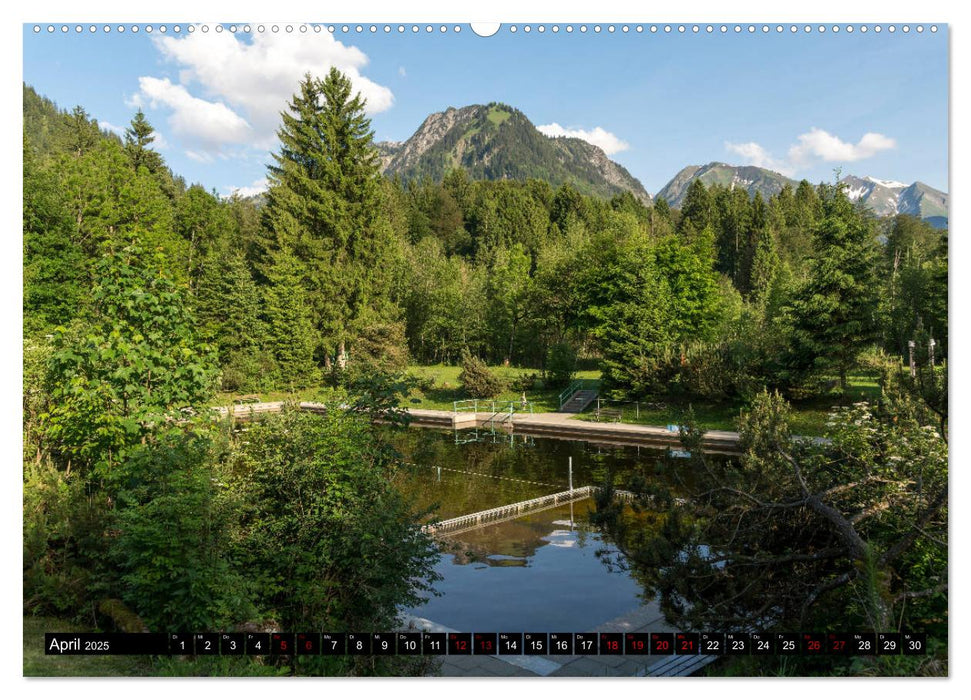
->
[453, 399, 534, 415]
[453, 399, 479, 413]
[558, 379, 585, 409]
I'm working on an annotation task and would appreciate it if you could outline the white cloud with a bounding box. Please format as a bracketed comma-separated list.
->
[132, 76, 252, 153]
[726, 127, 896, 175]
[185, 150, 215, 164]
[724, 141, 793, 175]
[536, 122, 629, 155]
[99, 120, 126, 137]
[787, 127, 896, 166]
[223, 178, 269, 199]
[142, 28, 393, 155]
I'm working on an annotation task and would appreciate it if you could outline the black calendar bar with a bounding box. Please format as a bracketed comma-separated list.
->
[43, 631, 927, 655]
[45, 633, 167, 655]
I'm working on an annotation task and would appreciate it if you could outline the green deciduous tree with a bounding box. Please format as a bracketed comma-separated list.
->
[40, 246, 217, 472]
[593, 390, 947, 674]
[231, 408, 440, 633]
[110, 433, 254, 631]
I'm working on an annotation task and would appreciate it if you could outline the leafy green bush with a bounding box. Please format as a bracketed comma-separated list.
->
[511, 372, 540, 393]
[109, 433, 254, 632]
[544, 342, 577, 387]
[457, 349, 505, 398]
[231, 407, 440, 633]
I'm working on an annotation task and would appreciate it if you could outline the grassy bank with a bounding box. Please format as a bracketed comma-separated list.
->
[24, 615, 156, 676]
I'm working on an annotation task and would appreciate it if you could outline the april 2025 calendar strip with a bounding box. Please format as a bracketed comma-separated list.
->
[45, 631, 927, 656]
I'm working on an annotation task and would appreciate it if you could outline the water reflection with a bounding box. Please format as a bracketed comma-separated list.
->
[405, 502, 645, 632]
[392, 429, 709, 631]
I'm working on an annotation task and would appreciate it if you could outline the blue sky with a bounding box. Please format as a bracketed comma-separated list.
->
[22, 22, 948, 197]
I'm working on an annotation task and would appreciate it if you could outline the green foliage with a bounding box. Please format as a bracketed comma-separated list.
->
[402, 237, 487, 364]
[457, 349, 505, 398]
[594, 389, 947, 660]
[109, 432, 254, 631]
[23, 135, 85, 332]
[195, 246, 264, 388]
[486, 243, 533, 363]
[23, 457, 113, 617]
[260, 249, 319, 390]
[785, 185, 881, 390]
[40, 247, 217, 472]
[544, 341, 578, 386]
[349, 316, 410, 373]
[124, 110, 163, 175]
[585, 221, 721, 396]
[261, 69, 396, 363]
[231, 408, 440, 632]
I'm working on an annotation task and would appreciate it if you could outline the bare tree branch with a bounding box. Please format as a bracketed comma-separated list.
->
[893, 583, 948, 604]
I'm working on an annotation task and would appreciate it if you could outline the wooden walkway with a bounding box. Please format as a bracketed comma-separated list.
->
[209, 402, 741, 453]
[422, 486, 636, 536]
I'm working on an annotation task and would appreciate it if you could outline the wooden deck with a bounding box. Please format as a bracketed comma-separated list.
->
[208, 402, 741, 453]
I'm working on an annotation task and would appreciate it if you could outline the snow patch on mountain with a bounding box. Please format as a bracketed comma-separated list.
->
[865, 176, 908, 189]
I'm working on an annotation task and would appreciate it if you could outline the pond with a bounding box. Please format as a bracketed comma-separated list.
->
[388, 427, 706, 632]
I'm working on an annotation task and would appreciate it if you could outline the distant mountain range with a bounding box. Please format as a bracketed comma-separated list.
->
[839, 175, 948, 220]
[376, 103, 652, 204]
[655, 163, 948, 224]
[377, 105, 946, 224]
[656, 162, 794, 208]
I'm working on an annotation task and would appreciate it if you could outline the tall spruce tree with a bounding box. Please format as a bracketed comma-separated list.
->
[261, 249, 318, 389]
[678, 178, 714, 236]
[124, 110, 163, 174]
[261, 69, 392, 367]
[786, 185, 880, 391]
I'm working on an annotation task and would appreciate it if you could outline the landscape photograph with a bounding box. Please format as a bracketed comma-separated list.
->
[21, 20, 948, 679]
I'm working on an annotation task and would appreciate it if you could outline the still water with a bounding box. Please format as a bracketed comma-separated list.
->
[388, 428, 692, 632]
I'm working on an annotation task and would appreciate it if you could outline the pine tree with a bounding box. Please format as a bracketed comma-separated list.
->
[62, 105, 100, 157]
[195, 248, 262, 365]
[261, 69, 392, 365]
[124, 110, 163, 174]
[678, 179, 714, 236]
[261, 249, 318, 389]
[786, 185, 881, 391]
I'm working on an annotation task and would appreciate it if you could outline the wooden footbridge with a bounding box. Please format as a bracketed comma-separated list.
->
[422, 486, 636, 537]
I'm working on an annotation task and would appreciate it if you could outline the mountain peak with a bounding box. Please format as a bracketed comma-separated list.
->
[378, 103, 652, 204]
[863, 175, 908, 189]
[656, 162, 794, 207]
[841, 174, 948, 219]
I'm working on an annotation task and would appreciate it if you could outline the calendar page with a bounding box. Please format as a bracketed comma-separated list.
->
[21, 10, 948, 684]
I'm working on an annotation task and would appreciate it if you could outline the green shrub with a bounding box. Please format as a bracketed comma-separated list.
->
[457, 349, 505, 398]
[511, 372, 540, 393]
[544, 342, 577, 387]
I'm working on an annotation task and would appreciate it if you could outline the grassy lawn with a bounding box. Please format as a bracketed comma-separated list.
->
[401, 365, 600, 412]
[212, 367, 880, 439]
[579, 374, 881, 436]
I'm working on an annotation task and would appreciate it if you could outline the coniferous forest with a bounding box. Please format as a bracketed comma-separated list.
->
[23, 71, 948, 676]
